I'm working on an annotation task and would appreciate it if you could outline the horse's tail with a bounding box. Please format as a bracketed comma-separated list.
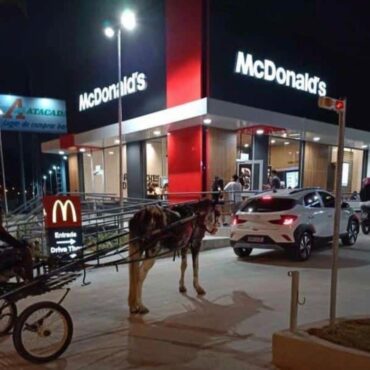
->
[128, 232, 140, 312]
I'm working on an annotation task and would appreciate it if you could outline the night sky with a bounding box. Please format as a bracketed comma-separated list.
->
[1, 0, 370, 198]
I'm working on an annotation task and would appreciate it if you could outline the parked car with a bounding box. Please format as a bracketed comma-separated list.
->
[230, 188, 359, 261]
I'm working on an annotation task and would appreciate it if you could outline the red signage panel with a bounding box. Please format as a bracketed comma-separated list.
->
[43, 196, 82, 229]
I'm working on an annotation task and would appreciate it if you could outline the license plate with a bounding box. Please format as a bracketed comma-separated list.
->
[247, 236, 264, 243]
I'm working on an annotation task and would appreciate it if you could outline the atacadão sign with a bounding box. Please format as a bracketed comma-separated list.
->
[79, 71, 147, 111]
[0, 94, 67, 133]
[235, 51, 327, 97]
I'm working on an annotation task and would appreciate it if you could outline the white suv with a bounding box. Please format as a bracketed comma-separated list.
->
[230, 188, 359, 261]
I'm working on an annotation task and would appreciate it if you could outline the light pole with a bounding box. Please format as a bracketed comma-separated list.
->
[42, 175, 47, 195]
[0, 109, 8, 214]
[104, 9, 136, 205]
[48, 170, 53, 194]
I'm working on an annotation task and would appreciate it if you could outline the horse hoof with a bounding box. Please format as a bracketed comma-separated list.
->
[179, 286, 187, 294]
[138, 306, 150, 314]
[195, 287, 206, 296]
[130, 307, 140, 314]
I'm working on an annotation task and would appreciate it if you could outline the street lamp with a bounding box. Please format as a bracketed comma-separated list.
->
[0, 109, 8, 214]
[103, 9, 136, 205]
[48, 170, 53, 194]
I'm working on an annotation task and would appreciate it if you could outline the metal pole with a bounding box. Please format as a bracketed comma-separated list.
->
[18, 132, 27, 205]
[0, 129, 8, 214]
[117, 28, 123, 206]
[288, 271, 299, 332]
[329, 98, 346, 329]
[49, 173, 53, 194]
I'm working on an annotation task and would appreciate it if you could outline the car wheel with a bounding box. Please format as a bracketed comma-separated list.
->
[341, 218, 359, 246]
[361, 222, 370, 235]
[290, 231, 313, 261]
[234, 247, 253, 257]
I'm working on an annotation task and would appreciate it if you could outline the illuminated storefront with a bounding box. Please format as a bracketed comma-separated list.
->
[41, 0, 370, 198]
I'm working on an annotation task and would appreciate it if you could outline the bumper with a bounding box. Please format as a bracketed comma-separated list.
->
[230, 237, 294, 250]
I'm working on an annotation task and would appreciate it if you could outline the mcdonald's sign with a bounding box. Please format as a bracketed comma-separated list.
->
[43, 196, 81, 229]
[44, 196, 83, 255]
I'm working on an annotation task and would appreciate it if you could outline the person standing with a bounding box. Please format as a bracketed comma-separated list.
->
[270, 170, 281, 190]
[224, 174, 243, 222]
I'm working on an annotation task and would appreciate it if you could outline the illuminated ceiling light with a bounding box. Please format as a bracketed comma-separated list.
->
[313, 137, 320, 142]
[203, 118, 212, 125]
[153, 130, 161, 136]
[87, 153, 91, 157]
[256, 129, 264, 135]
[270, 139, 276, 144]
[48, 170, 52, 174]
[63, 156, 68, 160]
[79, 148, 86, 153]
[244, 144, 249, 148]
[108, 151, 114, 155]
[114, 139, 120, 144]
[59, 150, 65, 155]
[284, 141, 290, 145]
[43, 175, 47, 180]
[104, 26, 115, 38]
[282, 133, 287, 138]
[361, 145, 368, 149]
[121, 9, 136, 31]
[52, 165, 57, 170]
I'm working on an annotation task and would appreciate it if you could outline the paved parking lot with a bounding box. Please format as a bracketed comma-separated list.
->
[2, 234, 370, 370]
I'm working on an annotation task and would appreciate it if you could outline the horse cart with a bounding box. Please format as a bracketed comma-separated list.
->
[0, 200, 218, 364]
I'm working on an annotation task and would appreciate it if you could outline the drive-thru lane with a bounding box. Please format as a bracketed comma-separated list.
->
[2, 234, 370, 369]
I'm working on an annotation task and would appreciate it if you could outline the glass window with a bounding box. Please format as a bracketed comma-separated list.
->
[319, 191, 335, 208]
[304, 192, 321, 208]
[146, 137, 167, 198]
[241, 197, 296, 212]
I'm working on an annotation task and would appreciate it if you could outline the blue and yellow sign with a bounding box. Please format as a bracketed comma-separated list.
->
[0, 94, 67, 133]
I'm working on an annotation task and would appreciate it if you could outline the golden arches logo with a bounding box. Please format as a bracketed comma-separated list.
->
[52, 200, 77, 224]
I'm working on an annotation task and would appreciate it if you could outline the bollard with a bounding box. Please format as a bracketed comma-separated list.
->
[288, 271, 300, 332]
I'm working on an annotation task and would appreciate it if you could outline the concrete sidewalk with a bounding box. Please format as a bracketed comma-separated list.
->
[3, 234, 370, 369]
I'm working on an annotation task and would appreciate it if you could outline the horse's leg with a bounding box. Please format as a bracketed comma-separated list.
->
[179, 247, 188, 293]
[191, 240, 206, 295]
[128, 241, 142, 314]
[136, 247, 158, 314]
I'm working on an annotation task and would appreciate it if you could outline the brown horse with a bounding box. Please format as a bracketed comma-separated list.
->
[128, 199, 218, 314]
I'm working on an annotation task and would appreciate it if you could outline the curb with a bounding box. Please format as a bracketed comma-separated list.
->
[273, 322, 370, 370]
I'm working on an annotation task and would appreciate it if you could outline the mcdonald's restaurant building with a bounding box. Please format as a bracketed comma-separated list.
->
[42, 1, 370, 198]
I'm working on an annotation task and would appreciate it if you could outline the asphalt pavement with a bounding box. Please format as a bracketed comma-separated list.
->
[2, 233, 370, 369]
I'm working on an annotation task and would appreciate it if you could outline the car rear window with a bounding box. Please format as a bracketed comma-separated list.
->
[241, 197, 296, 212]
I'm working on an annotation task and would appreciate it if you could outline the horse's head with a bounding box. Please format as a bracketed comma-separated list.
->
[194, 198, 220, 235]
[130, 205, 167, 238]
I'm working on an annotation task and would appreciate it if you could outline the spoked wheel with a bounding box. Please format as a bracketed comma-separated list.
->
[0, 299, 17, 335]
[13, 301, 73, 364]
[341, 218, 359, 246]
[290, 232, 313, 261]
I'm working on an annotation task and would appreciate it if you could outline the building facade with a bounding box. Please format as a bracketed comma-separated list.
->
[42, 0, 370, 198]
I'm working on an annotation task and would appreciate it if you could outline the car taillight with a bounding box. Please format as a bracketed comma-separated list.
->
[269, 215, 298, 226]
[232, 216, 248, 225]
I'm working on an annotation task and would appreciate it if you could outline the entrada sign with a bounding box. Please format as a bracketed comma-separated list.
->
[0, 94, 67, 133]
[43, 196, 83, 255]
[235, 51, 327, 97]
[79, 71, 147, 111]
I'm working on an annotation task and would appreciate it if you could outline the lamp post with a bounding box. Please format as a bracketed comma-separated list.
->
[48, 170, 53, 194]
[42, 175, 47, 195]
[0, 109, 8, 214]
[104, 9, 136, 205]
